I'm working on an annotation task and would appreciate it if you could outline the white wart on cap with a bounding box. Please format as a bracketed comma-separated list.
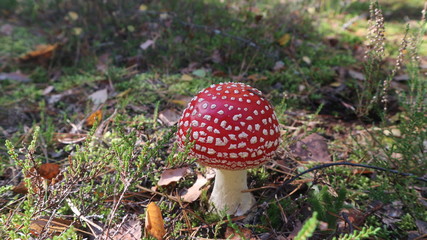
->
[177, 82, 281, 170]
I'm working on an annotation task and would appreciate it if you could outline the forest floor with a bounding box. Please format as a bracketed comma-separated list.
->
[0, 0, 426, 239]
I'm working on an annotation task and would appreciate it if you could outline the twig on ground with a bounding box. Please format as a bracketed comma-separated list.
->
[66, 198, 104, 235]
[104, 177, 131, 238]
[341, 211, 354, 233]
[342, 13, 368, 30]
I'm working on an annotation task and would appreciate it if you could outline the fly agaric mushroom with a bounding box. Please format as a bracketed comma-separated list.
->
[177, 82, 281, 216]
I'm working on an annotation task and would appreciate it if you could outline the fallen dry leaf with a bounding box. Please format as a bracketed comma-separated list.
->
[394, 74, 409, 81]
[158, 109, 181, 126]
[13, 163, 61, 194]
[225, 226, 255, 240]
[103, 216, 142, 240]
[30, 216, 73, 237]
[348, 69, 365, 80]
[19, 44, 58, 62]
[170, 96, 192, 107]
[72, 27, 83, 36]
[302, 56, 311, 65]
[290, 133, 331, 162]
[145, 202, 166, 240]
[157, 167, 188, 186]
[67, 11, 79, 21]
[247, 74, 267, 82]
[12, 181, 28, 194]
[88, 89, 108, 106]
[0, 72, 31, 82]
[205, 167, 216, 180]
[192, 69, 207, 78]
[86, 109, 103, 126]
[36, 163, 60, 180]
[42, 86, 54, 95]
[212, 70, 228, 78]
[181, 74, 193, 81]
[273, 61, 285, 72]
[140, 39, 155, 50]
[96, 53, 110, 73]
[181, 173, 208, 202]
[329, 81, 342, 87]
[383, 127, 401, 137]
[54, 133, 87, 144]
[139, 4, 148, 11]
[47, 89, 75, 105]
[277, 33, 291, 46]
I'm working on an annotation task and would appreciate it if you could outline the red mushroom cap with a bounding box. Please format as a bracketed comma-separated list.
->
[177, 82, 281, 170]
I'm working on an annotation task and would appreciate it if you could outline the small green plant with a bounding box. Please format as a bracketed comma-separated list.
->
[308, 185, 347, 231]
[226, 214, 245, 239]
[295, 212, 318, 240]
[262, 198, 296, 230]
[0, 115, 179, 238]
[333, 226, 381, 240]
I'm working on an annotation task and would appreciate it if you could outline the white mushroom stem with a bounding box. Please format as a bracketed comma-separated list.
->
[209, 169, 255, 216]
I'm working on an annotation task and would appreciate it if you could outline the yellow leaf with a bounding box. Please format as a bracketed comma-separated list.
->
[145, 202, 166, 240]
[127, 25, 135, 32]
[72, 27, 83, 36]
[277, 33, 291, 46]
[181, 74, 193, 81]
[139, 4, 148, 11]
[68, 11, 79, 21]
[86, 110, 102, 126]
[117, 89, 131, 98]
[329, 82, 341, 87]
[170, 99, 188, 106]
[302, 56, 311, 65]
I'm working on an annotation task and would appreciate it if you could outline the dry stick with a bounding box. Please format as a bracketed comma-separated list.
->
[341, 212, 354, 233]
[342, 13, 368, 30]
[66, 199, 104, 235]
[104, 179, 131, 239]
[273, 162, 427, 198]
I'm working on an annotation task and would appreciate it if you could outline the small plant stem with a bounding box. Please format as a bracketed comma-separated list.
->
[66, 199, 104, 234]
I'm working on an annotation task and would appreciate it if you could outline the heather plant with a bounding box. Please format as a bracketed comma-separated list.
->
[308, 186, 347, 231]
[356, 0, 387, 118]
[332, 226, 380, 240]
[357, 1, 426, 119]
[351, 2, 427, 236]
